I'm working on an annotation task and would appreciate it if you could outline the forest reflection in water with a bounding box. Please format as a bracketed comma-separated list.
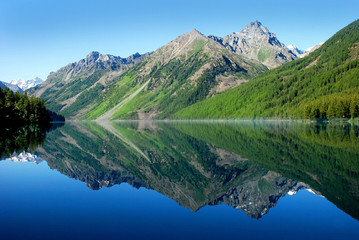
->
[3, 120, 359, 220]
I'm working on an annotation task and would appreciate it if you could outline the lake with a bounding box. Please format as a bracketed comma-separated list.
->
[1, 121, 359, 240]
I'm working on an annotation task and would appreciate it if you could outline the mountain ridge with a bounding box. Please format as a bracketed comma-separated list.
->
[175, 19, 359, 120]
[28, 51, 151, 118]
[209, 20, 298, 68]
[28, 20, 340, 120]
[80, 28, 267, 120]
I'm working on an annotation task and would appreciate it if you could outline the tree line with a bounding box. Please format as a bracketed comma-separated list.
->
[0, 86, 52, 126]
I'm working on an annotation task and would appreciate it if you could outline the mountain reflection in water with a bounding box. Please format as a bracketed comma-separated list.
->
[6, 120, 355, 220]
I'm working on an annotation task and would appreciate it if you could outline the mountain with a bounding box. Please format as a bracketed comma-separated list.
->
[11, 77, 43, 91]
[80, 29, 267, 120]
[305, 42, 325, 53]
[175, 19, 359, 120]
[209, 171, 308, 219]
[31, 121, 359, 219]
[33, 121, 317, 218]
[287, 44, 305, 57]
[28, 51, 150, 119]
[174, 121, 359, 219]
[8, 152, 44, 164]
[209, 20, 298, 68]
[0, 81, 22, 92]
[288, 42, 325, 58]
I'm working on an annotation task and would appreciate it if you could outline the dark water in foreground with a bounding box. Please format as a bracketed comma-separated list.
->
[1, 121, 359, 240]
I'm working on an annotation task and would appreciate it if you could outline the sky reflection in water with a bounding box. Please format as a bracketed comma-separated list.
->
[0, 121, 358, 240]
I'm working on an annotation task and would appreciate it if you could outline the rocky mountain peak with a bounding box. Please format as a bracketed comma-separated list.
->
[30, 51, 150, 100]
[241, 20, 269, 35]
[178, 28, 208, 41]
[140, 29, 209, 72]
[210, 20, 297, 68]
[189, 28, 203, 35]
[86, 51, 101, 59]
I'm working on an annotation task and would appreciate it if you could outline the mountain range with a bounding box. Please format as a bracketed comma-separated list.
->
[175, 19, 359, 119]
[29, 27, 269, 120]
[0, 77, 43, 92]
[33, 121, 320, 219]
[27, 19, 359, 120]
[29, 121, 358, 220]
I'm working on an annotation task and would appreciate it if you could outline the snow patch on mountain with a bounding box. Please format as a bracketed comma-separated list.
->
[287, 42, 325, 58]
[10, 77, 43, 91]
[8, 151, 44, 164]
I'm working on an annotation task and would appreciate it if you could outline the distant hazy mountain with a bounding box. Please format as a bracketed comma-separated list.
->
[0, 81, 23, 92]
[8, 152, 44, 164]
[209, 20, 298, 68]
[287, 42, 325, 58]
[10, 77, 43, 91]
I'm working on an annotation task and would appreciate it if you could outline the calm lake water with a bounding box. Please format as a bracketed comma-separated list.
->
[1, 121, 359, 240]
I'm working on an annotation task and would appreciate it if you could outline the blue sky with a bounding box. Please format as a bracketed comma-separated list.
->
[0, 0, 358, 83]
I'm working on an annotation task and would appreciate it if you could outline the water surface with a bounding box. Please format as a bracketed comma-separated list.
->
[1, 121, 358, 239]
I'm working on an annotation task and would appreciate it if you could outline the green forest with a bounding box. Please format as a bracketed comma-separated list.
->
[174, 20, 359, 120]
[172, 121, 359, 219]
[0, 86, 53, 126]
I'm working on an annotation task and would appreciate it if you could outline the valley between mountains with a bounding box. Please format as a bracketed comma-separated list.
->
[28, 20, 359, 121]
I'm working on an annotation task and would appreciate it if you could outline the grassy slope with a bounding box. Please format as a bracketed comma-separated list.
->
[29, 69, 110, 118]
[82, 39, 267, 120]
[174, 20, 359, 119]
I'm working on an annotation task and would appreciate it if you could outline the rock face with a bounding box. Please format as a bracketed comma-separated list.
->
[10, 77, 43, 91]
[37, 51, 150, 90]
[49, 51, 148, 81]
[209, 20, 298, 69]
[287, 44, 306, 57]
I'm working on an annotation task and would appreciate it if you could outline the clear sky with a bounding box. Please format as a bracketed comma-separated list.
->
[0, 0, 358, 83]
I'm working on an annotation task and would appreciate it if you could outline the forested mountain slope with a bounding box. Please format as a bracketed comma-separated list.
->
[82, 30, 267, 120]
[175, 20, 359, 119]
